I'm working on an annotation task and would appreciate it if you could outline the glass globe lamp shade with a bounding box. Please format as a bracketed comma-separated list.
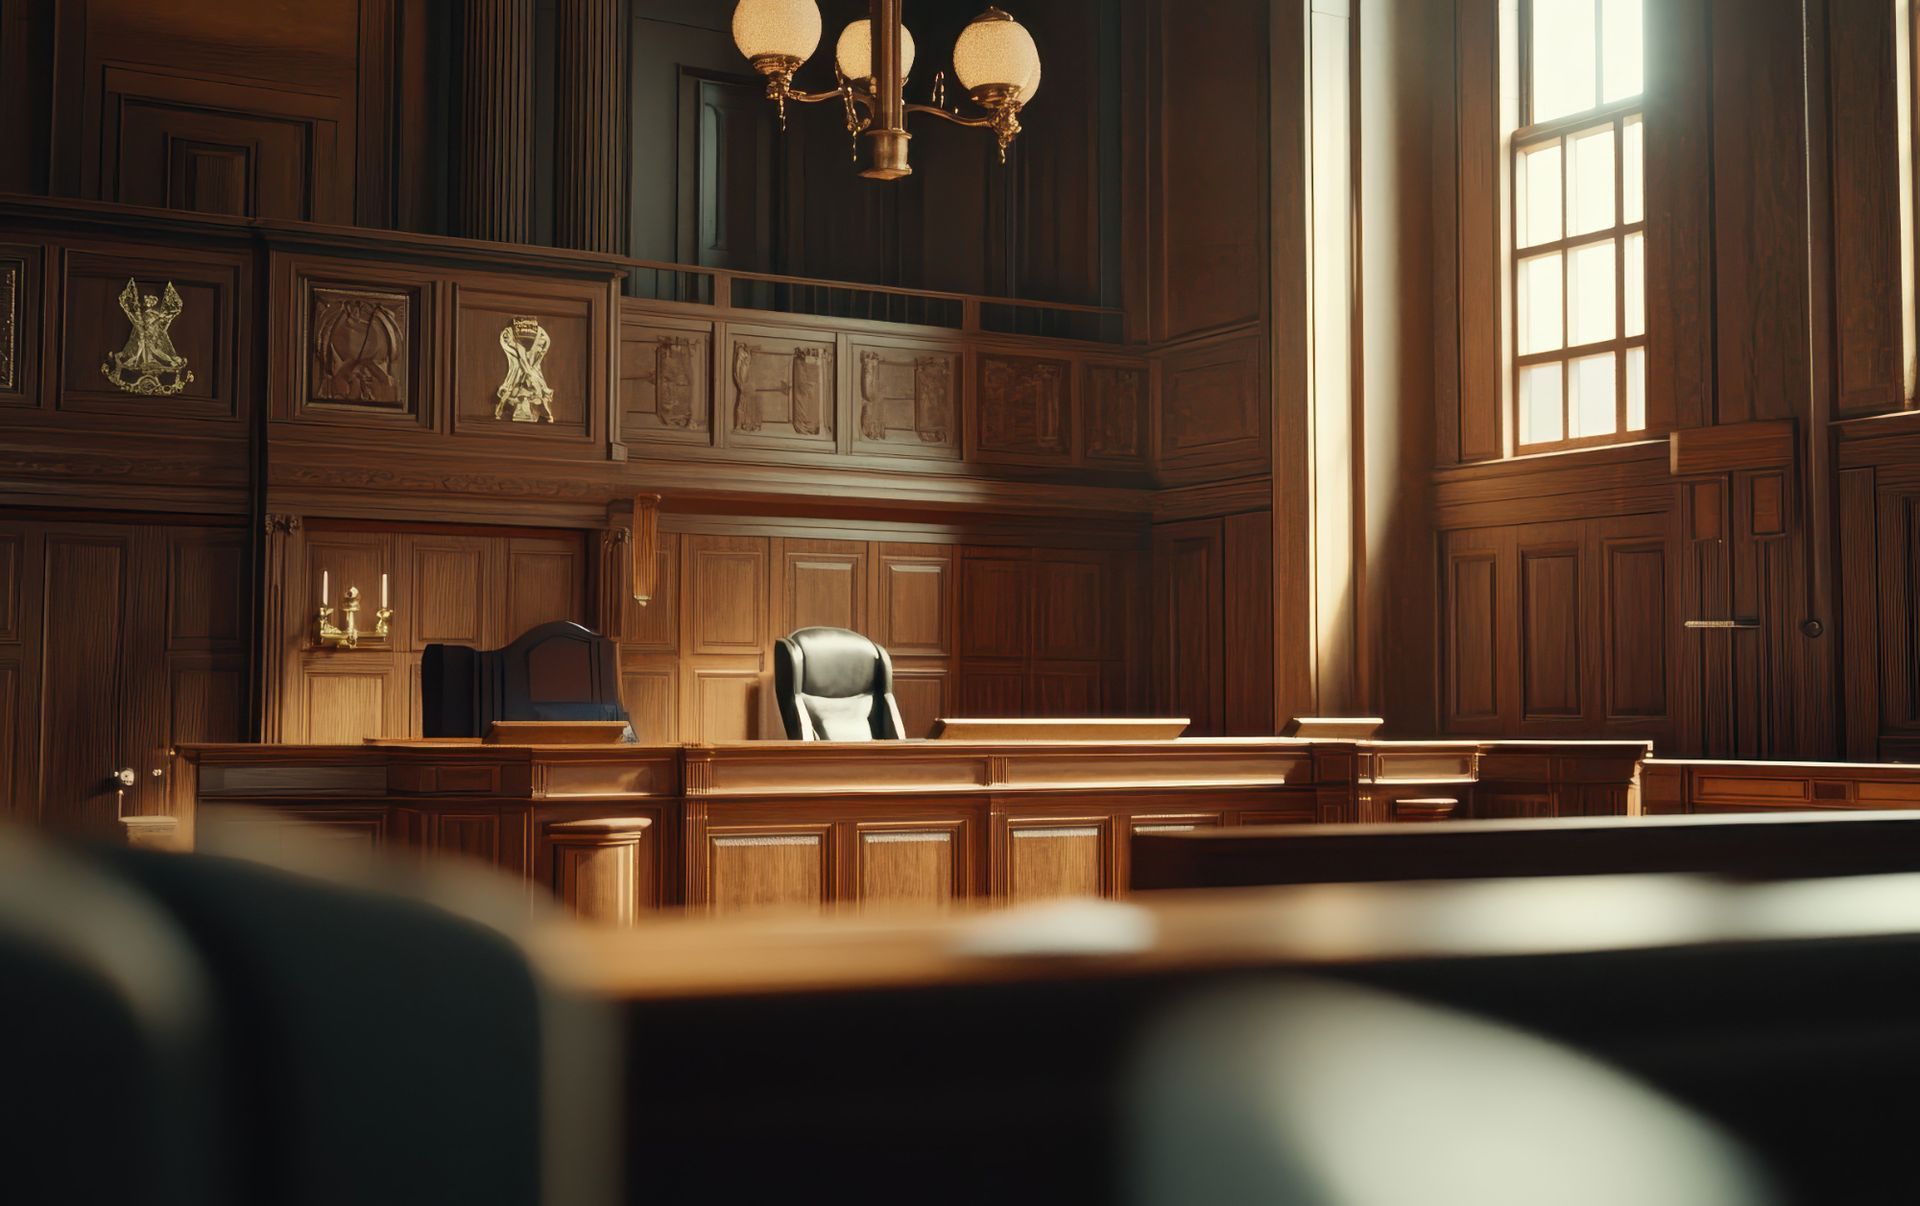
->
[732, 0, 822, 62]
[952, 7, 1040, 93]
[834, 19, 917, 82]
[1017, 57, 1040, 105]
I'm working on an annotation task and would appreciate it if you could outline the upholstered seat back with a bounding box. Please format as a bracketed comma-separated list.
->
[422, 621, 631, 739]
[774, 627, 907, 741]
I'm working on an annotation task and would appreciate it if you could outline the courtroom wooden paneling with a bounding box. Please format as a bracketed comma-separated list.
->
[618, 309, 713, 446]
[282, 265, 430, 431]
[0, 242, 42, 410]
[684, 534, 770, 656]
[1440, 513, 1676, 747]
[1835, 428, 1920, 761]
[973, 353, 1073, 466]
[1644, 758, 1920, 815]
[849, 337, 961, 461]
[774, 538, 868, 635]
[680, 533, 769, 741]
[271, 521, 591, 742]
[1641, 0, 1713, 435]
[722, 323, 838, 454]
[854, 819, 970, 907]
[683, 794, 988, 912]
[1152, 518, 1224, 734]
[1711, 0, 1812, 427]
[1825, 0, 1906, 417]
[1155, 331, 1269, 481]
[1448, 0, 1500, 464]
[1083, 360, 1148, 467]
[1222, 510, 1275, 735]
[702, 822, 835, 912]
[452, 284, 600, 442]
[56, 0, 363, 221]
[103, 68, 350, 222]
[1153, 0, 1267, 342]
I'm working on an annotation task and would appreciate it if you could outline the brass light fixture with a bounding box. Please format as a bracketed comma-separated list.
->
[316, 572, 394, 650]
[732, 0, 1041, 179]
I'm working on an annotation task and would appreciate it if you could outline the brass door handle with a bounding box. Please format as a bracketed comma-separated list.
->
[1683, 619, 1760, 630]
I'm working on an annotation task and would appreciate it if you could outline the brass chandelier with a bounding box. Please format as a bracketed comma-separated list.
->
[731, 0, 1042, 180]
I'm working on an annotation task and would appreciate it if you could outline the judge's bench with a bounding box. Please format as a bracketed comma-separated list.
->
[172, 735, 1650, 920]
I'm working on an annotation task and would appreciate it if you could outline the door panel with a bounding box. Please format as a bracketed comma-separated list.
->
[38, 532, 135, 837]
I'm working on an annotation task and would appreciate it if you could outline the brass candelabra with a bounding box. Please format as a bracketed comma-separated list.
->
[316, 575, 394, 650]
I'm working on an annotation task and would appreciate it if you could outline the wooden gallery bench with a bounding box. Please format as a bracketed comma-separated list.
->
[1128, 809, 1920, 891]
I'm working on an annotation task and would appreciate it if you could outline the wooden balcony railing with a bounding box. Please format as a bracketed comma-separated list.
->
[619, 257, 1128, 344]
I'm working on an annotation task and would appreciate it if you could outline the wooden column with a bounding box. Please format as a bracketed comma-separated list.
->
[553, 0, 630, 253]
[455, 0, 537, 244]
[549, 817, 655, 924]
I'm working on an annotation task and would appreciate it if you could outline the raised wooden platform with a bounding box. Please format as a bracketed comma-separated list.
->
[173, 736, 1648, 920]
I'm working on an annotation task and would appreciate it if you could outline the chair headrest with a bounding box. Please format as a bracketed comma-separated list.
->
[784, 627, 884, 698]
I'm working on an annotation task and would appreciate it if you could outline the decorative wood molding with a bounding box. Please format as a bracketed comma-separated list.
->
[726, 331, 836, 448]
[1668, 420, 1797, 477]
[1084, 362, 1146, 464]
[621, 320, 712, 443]
[851, 343, 959, 458]
[308, 285, 411, 410]
[977, 353, 1071, 463]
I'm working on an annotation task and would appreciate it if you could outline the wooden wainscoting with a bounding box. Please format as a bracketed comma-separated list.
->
[265, 521, 589, 743]
[0, 517, 249, 836]
[1439, 509, 1678, 750]
[614, 525, 1147, 744]
[268, 514, 1149, 748]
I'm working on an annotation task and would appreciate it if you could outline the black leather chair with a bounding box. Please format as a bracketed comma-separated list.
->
[422, 621, 632, 740]
[773, 627, 906, 740]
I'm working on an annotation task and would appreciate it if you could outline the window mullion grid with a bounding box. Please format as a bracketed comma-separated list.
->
[1615, 111, 1626, 434]
[1560, 123, 1572, 440]
[1591, 0, 1605, 112]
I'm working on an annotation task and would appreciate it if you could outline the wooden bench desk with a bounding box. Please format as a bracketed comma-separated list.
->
[528, 872, 1920, 1206]
[1128, 809, 1920, 891]
[172, 736, 1648, 920]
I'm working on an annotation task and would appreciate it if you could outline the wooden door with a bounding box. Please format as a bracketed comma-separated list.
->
[2, 519, 249, 837]
[35, 526, 144, 836]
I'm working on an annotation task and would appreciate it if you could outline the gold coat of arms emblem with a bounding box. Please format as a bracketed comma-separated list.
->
[495, 316, 555, 423]
[101, 278, 194, 396]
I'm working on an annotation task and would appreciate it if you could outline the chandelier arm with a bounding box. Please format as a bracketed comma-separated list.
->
[780, 83, 864, 106]
[902, 102, 997, 129]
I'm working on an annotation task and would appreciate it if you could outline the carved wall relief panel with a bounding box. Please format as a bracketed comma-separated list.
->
[977, 354, 1071, 463]
[621, 320, 712, 444]
[100, 278, 194, 396]
[306, 286, 412, 412]
[1084, 363, 1146, 464]
[724, 329, 836, 449]
[453, 289, 594, 440]
[59, 253, 240, 422]
[494, 317, 557, 423]
[849, 342, 960, 459]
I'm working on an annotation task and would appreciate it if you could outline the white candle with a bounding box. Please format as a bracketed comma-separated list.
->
[381, 573, 389, 608]
[321, 570, 329, 605]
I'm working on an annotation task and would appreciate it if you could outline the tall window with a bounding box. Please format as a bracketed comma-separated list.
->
[1513, 0, 1645, 449]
